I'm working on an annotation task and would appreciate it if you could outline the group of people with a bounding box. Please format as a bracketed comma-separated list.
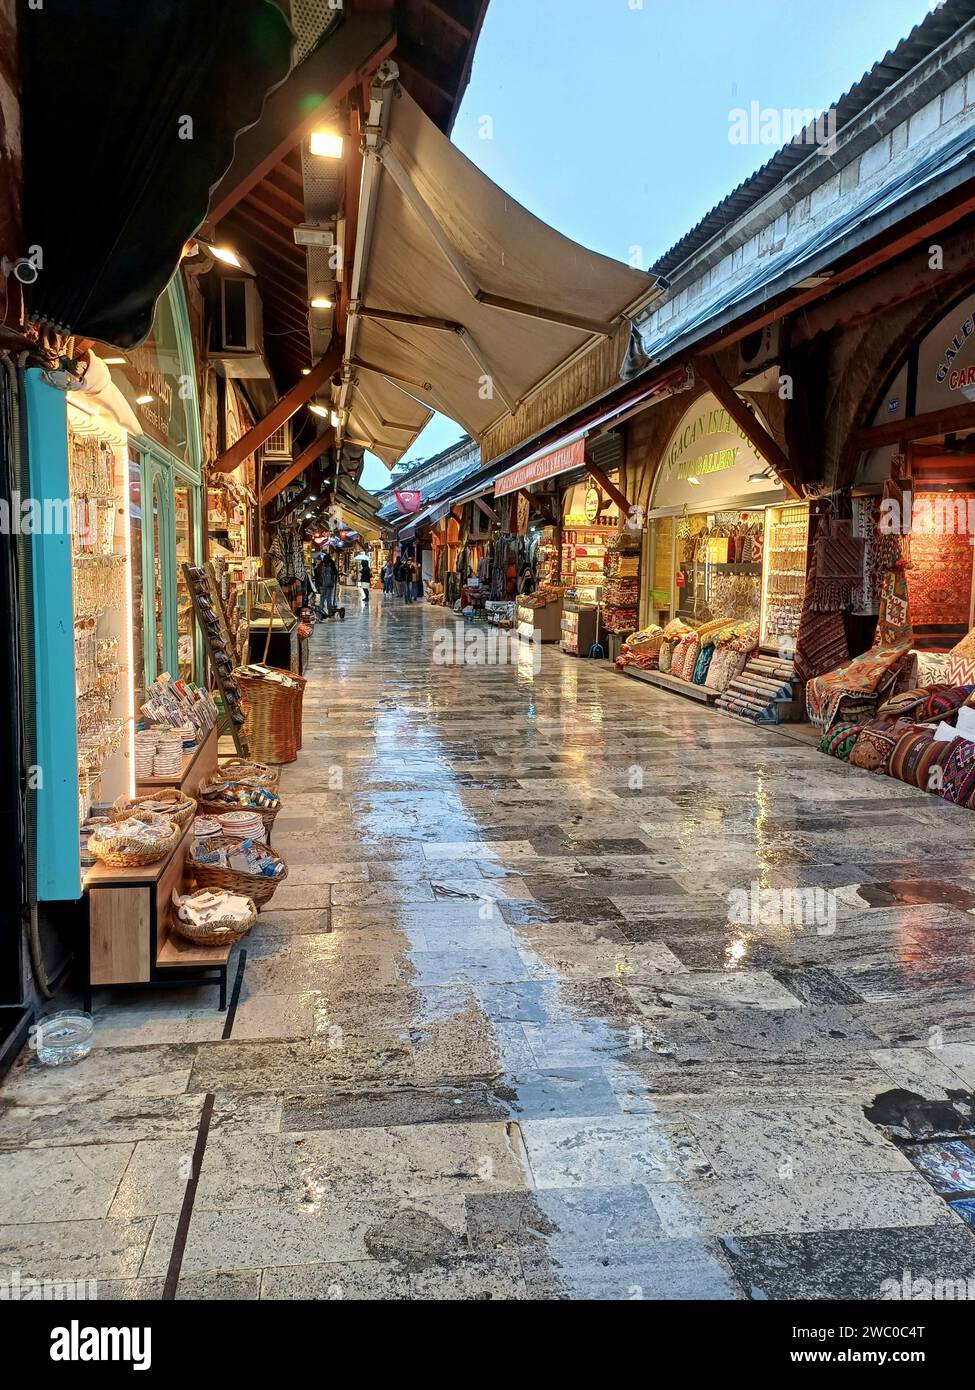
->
[312, 549, 421, 617]
[380, 555, 423, 603]
[312, 550, 345, 620]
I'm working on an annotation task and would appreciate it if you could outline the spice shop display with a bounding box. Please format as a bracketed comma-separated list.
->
[602, 533, 641, 634]
[516, 586, 564, 643]
[561, 524, 614, 603]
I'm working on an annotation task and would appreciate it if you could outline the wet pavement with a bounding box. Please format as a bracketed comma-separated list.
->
[4, 596, 975, 1299]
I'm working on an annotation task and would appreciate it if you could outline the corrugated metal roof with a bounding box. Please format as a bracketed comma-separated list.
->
[626, 117, 975, 377]
[650, 0, 975, 281]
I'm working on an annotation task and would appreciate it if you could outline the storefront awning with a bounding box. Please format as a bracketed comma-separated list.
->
[19, 0, 293, 347]
[343, 80, 660, 464]
[492, 366, 690, 497]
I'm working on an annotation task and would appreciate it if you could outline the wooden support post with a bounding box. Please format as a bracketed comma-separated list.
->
[851, 400, 975, 451]
[213, 347, 342, 475]
[691, 354, 801, 498]
[260, 430, 334, 507]
[473, 495, 500, 524]
[585, 460, 632, 516]
[276, 464, 329, 525]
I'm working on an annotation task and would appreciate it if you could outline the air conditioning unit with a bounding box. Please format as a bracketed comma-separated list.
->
[217, 276, 262, 354]
[263, 420, 293, 460]
[737, 322, 781, 381]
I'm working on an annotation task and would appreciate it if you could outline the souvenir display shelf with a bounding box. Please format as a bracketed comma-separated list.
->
[560, 525, 616, 603]
[560, 600, 598, 656]
[68, 409, 133, 827]
[183, 564, 249, 755]
[83, 821, 230, 1011]
[760, 502, 809, 651]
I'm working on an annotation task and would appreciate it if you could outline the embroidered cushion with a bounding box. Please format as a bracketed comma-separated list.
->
[658, 640, 675, 674]
[939, 737, 975, 806]
[848, 718, 915, 774]
[692, 645, 714, 685]
[819, 723, 862, 761]
[946, 655, 975, 688]
[888, 727, 956, 792]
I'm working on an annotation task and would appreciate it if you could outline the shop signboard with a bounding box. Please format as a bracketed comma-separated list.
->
[916, 291, 975, 410]
[650, 392, 777, 510]
[494, 436, 586, 497]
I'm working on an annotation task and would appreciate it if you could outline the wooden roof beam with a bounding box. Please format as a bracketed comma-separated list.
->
[261, 430, 334, 506]
[691, 354, 801, 499]
[213, 343, 342, 474]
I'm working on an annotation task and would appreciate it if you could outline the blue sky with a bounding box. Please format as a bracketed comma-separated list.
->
[360, 0, 936, 492]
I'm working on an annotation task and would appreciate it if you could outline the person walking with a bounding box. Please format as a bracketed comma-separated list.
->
[411, 555, 424, 602]
[315, 551, 343, 620]
[381, 558, 394, 597]
[403, 554, 415, 604]
[359, 555, 371, 604]
[393, 556, 405, 599]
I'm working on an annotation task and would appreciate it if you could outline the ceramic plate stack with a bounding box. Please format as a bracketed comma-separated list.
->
[192, 815, 222, 841]
[153, 732, 183, 778]
[135, 731, 157, 780]
[217, 809, 266, 843]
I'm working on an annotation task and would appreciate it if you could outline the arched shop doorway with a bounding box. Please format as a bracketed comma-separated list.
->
[106, 279, 205, 703]
[854, 289, 975, 656]
[643, 391, 806, 652]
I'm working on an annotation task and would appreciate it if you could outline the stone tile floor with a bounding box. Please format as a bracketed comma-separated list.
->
[4, 596, 975, 1299]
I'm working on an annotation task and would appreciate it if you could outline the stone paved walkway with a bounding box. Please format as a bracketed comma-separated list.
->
[4, 596, 975, 1299]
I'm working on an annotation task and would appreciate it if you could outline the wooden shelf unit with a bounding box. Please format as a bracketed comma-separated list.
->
[135, 722, 218, 798]
[83, 821, 230, 1010]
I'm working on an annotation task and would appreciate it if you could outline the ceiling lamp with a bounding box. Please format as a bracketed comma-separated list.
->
[310, 295, 333, 310]
[310, 129, 343, 159]
[308, 403, 330, 419]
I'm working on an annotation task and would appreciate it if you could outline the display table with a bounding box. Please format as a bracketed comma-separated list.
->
[518, 596, 564, 643]
[135, 723, 218, 799]
[83, 821, 230, 1010]
[620, 665, 717, 703]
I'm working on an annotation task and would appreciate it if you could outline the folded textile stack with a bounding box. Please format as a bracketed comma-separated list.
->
[717, 654, 796, 722]
[615, 625, 663, 670]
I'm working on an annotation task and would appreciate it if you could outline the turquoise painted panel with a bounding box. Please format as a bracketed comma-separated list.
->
[24, 370, 81, 901]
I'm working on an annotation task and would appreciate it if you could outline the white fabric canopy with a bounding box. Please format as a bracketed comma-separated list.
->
[347, 86, 655, 465]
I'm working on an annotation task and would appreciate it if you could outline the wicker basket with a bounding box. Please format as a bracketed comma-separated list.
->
[197, 777, 281, 835]
[189, 835, 287, 908]
[170, 889, 257, 946]
[235, 666, 303, 765]
[217, 759, 281, 792]
[112, 790, 196, 830]
[89, 810, 180, 869]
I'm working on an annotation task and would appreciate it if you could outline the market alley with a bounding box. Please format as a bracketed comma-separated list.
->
[4, 598, 975, 1300]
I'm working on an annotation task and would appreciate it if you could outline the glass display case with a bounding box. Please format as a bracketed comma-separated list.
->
[245, 578, 299, 670]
